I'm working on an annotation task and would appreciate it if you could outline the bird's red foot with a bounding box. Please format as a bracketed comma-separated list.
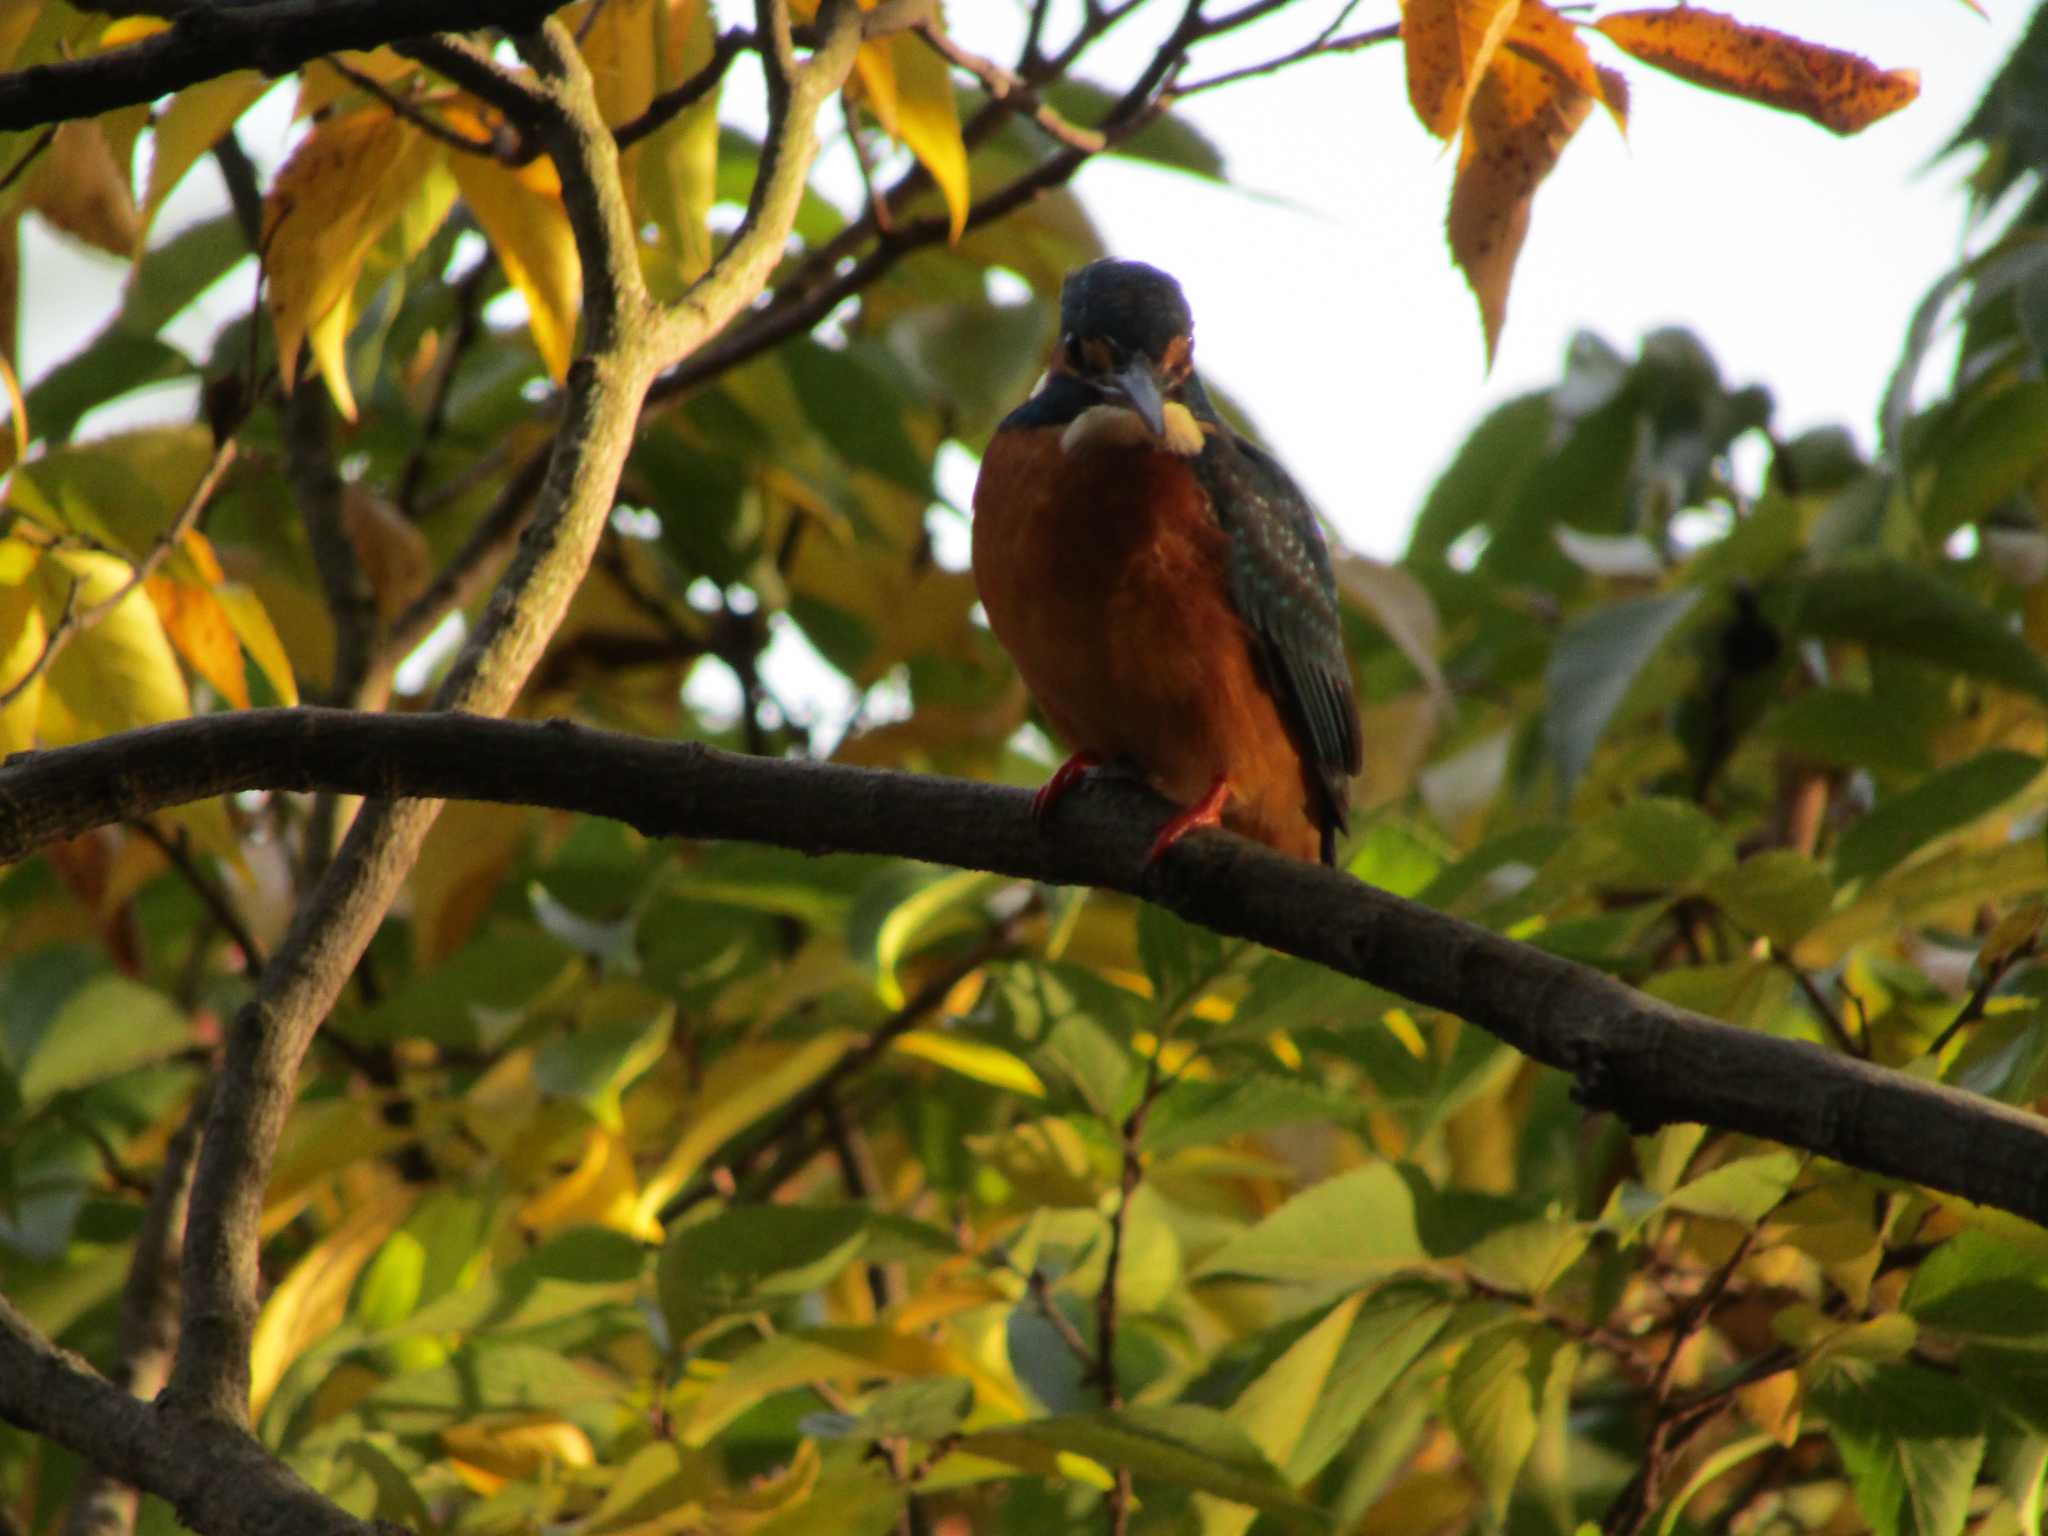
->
[1146, 775, 1231, 864]
[1033, 751, 1104, 826]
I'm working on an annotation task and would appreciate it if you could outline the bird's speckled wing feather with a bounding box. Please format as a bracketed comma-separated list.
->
[1194, 432, 1362, 861]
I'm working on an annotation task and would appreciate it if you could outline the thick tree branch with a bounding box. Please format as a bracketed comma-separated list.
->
[61, 1099, 207, 1536]
[0, 1291, 382, 1536]
[5, 708, 2048, 1229]
[0, 0, 560, 132]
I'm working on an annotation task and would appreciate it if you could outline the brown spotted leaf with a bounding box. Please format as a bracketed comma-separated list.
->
[1406, 0, 1525, 140]
[1448, 48, 1592, 362]
[1593, 9, 1917, 135]
[1505, 0, 1627, 132]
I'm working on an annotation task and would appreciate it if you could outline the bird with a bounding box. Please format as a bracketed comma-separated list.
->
[971, 258, 1362, 866]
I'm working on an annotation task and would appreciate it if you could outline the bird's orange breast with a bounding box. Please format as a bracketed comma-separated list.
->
[972, 425, 1324, 860]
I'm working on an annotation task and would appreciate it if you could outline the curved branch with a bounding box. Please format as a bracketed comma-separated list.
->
[0, 0, 560, 132]
[5, 707, 2047, 1228]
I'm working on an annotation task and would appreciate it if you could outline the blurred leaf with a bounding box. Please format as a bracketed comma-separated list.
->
[1663, 1150, 1801, 1224]
[659, 1204, 871, 1341]
[1790, 560, 2048, 703]
[1544, 588, 1702, 794]
[963, 1405, 1315, 1525]
[1705, 850, 1834, 947]
[861, 31, 969, 241]
[1834, 750, 2042, 884]
[1406, 0, 1521, 139]
[0, 949, 189, 1108]
[1753, 687, 1933, 776]
[143, 72, 267, 232]
[1921, 381, 2048, 537]
[1809, 1364, 1985, 1536]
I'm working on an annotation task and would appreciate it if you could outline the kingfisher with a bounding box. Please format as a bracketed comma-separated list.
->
[972, 259, 1361, 865]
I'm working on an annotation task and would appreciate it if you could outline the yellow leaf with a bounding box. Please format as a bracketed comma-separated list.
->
[1447, 46, 1591, 362]
[146, 574, 248, 708]
[295, 49, 420, 120]
[890, 1029, 1046, 1096]
[639, 0, 721, 283]
[1405, 0, 1523, 140]
[0, 346, 24, 472]
[27, 121, 140, 255]
[636, 1032, 853, 1227]
[1736, 1372, 1801, 1446]
[143, 71, 267, 233]
[248, 1180, 418, 1416]
[262, 109, 441, 397]
[1503, 0, 1623, 131]
[99, 16, 168, 47]
[38, 550, 189, 739]
[213, 581, 298, 705]
[1592, 9, 1917, 135]
[0, 572, 45, 753]
[444, 125, 582, 382]
[441, 1415, 595, 1481]
[520, 1125, 643, 1236]
[866, 31, 969, 241]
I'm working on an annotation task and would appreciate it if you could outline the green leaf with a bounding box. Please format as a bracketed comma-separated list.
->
[1789, 560, 2048, 704]
[814, 1377, 976, 1442]
[1445, 1324, 1575, 1520]
[1811, 1363, 1986, 1536]
[1195, 1163, 1425, 1285]
[389, 1226, 644, 1340]
[1922, 380, 2048, 537]
[782, 339, 930, 493]
[0, 949, 190, 1109]
[962, 1405, 1316, 1526]
[531, 1009, 672, 1131]
[1753, 688, 1935, 776]
[1042, 82, 1226, 178]
[657, 1204, 872, 1341]
[1034, 1013, 1136, 1120]
[1662, 1150, 1802, 1225]
[1142, 1076, 1368, 1156]
[1285, 1283, 1454, 1483]
[352, 1343, 612, 1433]
[1544, 589, 1703, 794]
[1904, 1229, 2048, 1344]
[1137, 902, 1229, 1010]
[1407, 392, 1551, 560]
[1705, 850, 1836, 947]
[1834, 750, 2043, 884]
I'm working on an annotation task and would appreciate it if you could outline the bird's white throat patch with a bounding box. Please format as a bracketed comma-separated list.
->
[1060, 401, 1205, 458]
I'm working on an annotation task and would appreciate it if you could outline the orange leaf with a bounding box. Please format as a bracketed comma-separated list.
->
[1504, 0, 1626, 132]
[147, 574, 249, 709]
[1405, 0, 1524, 140]
[1592, 9, 1917, 135]
[1447, 48, 1591, 362]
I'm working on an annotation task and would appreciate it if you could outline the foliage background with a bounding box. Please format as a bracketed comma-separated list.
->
[5, 3, 2048, 1536]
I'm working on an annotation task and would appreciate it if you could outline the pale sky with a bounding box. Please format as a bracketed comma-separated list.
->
[15, 0, 2036, 728]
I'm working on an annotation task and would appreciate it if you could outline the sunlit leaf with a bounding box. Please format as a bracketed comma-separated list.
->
[1448, 47, 1593, 361]
[1593, 9, 1918, 136]
[1406, 0, 1524, 140]
[143, 71, 268, 233]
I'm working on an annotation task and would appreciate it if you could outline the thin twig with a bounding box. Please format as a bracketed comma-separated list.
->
[0, 126, 56, 196]
[317, 54, 501, 155]
[915, 25, 1105, 152]
[614, 29, 750, 150]
[0, 440, 237, 709]
[127, 820, 265, 975]
[1173, 22, 1400, 97]
[1778, 957, 1860, 1057]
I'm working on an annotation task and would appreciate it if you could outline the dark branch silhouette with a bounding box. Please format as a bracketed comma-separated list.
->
[3, 705, 2045, 1228]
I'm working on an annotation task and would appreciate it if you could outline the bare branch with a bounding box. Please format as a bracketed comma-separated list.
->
[0, 0, 560, 132]
[915, 25, 1106, 152]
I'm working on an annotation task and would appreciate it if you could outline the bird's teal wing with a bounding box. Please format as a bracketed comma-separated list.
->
[1195, 433, 1362, 863]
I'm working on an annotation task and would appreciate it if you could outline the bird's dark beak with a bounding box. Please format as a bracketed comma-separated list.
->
[1108, 359, 1169, 441]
